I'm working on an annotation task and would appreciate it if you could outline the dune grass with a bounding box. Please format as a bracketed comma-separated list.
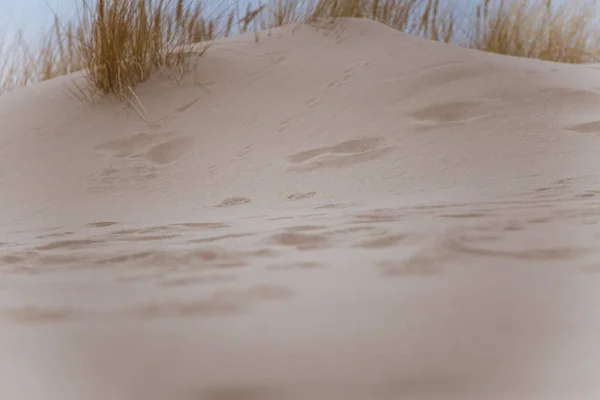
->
[71, 0, 236, 97]
[0, 0, 240, 97]
[1, 0, 600, 97]
[0, 17, 84, 94]
[471, 0, 600, 63]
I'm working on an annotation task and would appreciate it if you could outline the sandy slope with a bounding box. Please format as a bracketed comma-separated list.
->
[1, 18, 600, 399]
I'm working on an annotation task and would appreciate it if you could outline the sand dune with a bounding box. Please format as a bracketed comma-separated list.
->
[2, 18, 600, 399]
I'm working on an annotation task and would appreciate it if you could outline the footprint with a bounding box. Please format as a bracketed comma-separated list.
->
[565, 120, 600, 133]
[353, 210, 404, 223]
[89, 162, 158, 192]
[314, 203, 352, 210]
[86, 221, 119, 228]
[286, 137, 394, 170]
[95, 132, 177, 158]
[90, 131, 192, 190]
[288, 137, 382, 163]
[409, 101, 490, 124]
[271, 232, 330, 250]
[576, 191, 599, 199]
[145, 135, 193, 165]
[287, 191, 316, 201]
[215, 197, 251, 207]
[577, 189, 600, 199]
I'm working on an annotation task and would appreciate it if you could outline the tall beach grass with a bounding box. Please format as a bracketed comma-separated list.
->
[1, 0, 600, 96]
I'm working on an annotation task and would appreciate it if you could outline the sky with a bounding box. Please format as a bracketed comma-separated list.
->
[0, 0, 593, 51]
[1, 0, 72, 35]
[0, 0, 585, 35]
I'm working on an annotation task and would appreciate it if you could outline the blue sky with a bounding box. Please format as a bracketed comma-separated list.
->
[0, 0, 74, 51]
[0, 0, 581, 30]
[1, 0, 72, 34]
[0, 0, 590, 47]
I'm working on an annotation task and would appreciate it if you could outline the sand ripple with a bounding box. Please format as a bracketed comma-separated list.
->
[1, 186, 599, 325]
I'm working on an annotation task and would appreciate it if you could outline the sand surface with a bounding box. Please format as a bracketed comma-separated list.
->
[1, 18, 600, 399]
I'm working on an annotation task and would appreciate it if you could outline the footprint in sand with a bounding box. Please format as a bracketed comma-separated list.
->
[90, 131, 193, 190]
[270, 231, 330, 251]
[409, 101, 493, 128]
[575, 190, 600, 199]
[286, 137, 394, 171]
[88, 162, 158, 192]
[215, 197, 251, 207]
[86, 221, 119, 228]
[145, 136, 194, 165]
[287, 191, 316, 201]
[94, 132, 165, 158]
[565, 120, 600, 133]
[94, 130, 192, 164]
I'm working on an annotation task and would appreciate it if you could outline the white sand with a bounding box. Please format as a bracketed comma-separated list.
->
[1, 18, 600, 399]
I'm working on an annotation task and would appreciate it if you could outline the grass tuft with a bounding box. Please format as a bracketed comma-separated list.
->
[308, 0, 455, 41]
[75, 0, 209, 97]
[470, 0, 600, 63]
